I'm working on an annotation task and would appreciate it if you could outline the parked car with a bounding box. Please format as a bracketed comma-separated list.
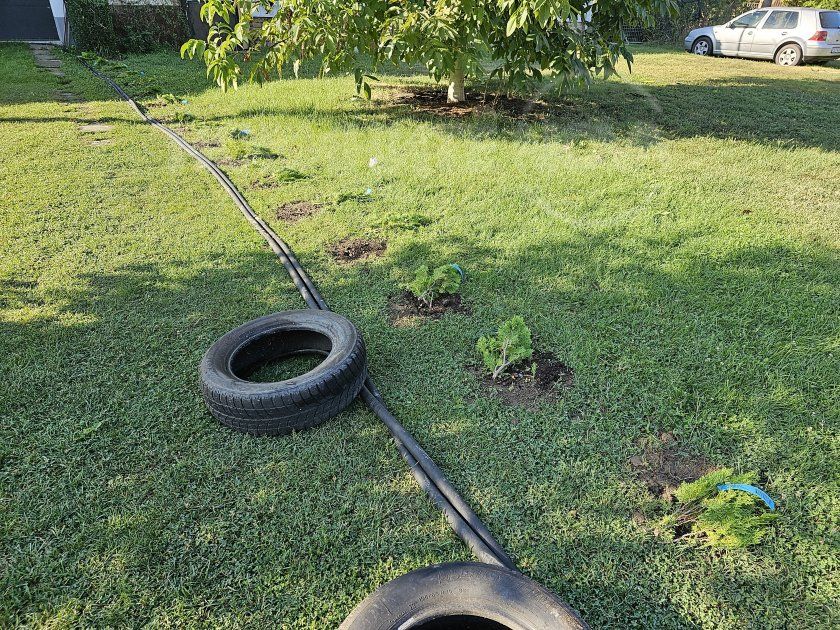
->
[684, 7, 840, 66]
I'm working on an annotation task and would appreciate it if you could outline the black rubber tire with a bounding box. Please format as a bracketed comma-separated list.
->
[200, 310, 367, 435]
[339, 562, 588, 630]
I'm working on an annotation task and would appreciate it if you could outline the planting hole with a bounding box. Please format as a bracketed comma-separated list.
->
[276, 201, 322, 222]
[630, 433, 713, 500]
[389, 291, 469, 326]
[328, 237, 386, 263]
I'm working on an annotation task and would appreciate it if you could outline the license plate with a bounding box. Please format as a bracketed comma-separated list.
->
[832, 47, 840, 54]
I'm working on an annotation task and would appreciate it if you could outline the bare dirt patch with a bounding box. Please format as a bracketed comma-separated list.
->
[381, 85, 574, 122]
[630, 433, 714, 500]
[275, 201, 322, 222]
[328, 237, 386, 263]
[388, 290, 469, 326]
[478, 351, 574, 408]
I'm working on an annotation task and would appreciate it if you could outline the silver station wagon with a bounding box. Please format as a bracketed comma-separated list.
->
[684, 7, 840, 66]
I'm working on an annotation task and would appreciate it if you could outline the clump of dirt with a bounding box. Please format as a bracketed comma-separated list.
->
[479, 351, 574, 408]
[630, 432, 714, 501]
[388, 290, 469, 326]
[328, 238, 386, 263]
[381, 85, 575, 122]
[275, 201, 322, 222]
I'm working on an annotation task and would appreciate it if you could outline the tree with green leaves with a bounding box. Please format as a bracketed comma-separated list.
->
[183, 0, 677, 103]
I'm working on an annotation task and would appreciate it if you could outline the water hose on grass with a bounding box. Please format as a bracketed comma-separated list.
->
[79, 58, 589, 628]
[79, 58, 515, 572]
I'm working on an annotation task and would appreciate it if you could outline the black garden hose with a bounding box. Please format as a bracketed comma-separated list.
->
[80, 59, 517, 572]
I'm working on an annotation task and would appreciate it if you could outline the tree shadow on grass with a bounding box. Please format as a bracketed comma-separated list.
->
[167, 67, 839, 152]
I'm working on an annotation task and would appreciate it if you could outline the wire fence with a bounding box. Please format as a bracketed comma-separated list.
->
[624, 0, 762, 43]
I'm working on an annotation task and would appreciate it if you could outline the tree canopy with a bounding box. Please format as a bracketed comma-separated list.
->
[183, 0, 677, 102]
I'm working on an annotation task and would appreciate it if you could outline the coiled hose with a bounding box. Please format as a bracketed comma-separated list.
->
[80, 59, 517, 571]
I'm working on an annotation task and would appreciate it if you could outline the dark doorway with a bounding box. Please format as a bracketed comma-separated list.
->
[0, 0, 59, 41]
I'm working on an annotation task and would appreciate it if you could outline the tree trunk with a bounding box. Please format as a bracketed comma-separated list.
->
[447, 56, 466, 103]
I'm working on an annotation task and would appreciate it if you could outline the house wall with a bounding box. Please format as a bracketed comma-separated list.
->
[48, 0, 66, 43]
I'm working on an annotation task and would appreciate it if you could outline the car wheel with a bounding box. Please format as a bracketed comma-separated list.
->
[775, 43, 802, 66]
[340, 563, 588, 630]
[692, 37, 712, 56]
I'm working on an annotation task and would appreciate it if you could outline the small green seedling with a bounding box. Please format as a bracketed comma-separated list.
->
[224, 139, 277, 161]
[405, 264, 462, 308]
[172, 112, 195, 124]
[476, 316, 533, 381]
[658, 469, 777, 549]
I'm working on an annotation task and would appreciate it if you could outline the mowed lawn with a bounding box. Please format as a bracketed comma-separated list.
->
[1, 42, 838, 628]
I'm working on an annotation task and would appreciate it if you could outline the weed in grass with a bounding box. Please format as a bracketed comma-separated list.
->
[172, 112, 195, 124]
[224, 138, 278, 161]
[373, 212, 434, 230]
[334, 191, 373, 204]
[275, 167, 307, 182]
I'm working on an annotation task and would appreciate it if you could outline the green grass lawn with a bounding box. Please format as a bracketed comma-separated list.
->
[1, 43, 838, 627]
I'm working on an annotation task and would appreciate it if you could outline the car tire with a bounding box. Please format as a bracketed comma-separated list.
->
[691, 37, 713, 56]
[200, 310, 367, 436]
[339, 562, 588, 630]
[775, 43, 802, 66]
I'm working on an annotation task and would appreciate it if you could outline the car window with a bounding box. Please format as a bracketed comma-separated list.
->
[762, 11, 799, 30]
[820, 11, 840, 28]
[731, 11, 767, 28]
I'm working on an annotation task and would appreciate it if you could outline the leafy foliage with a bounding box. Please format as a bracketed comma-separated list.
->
[477, 316, 533, 380]
[181, 0, 677, 99]
[66, 0, 189, 54]
[373, 212, 434, 231]
[658, 469, 778, 549]
[224, 138, 277, 160]
[79, 52, 161, 97]
[66, 0, 116, 55]
[802, 0, 840, 9]
[405, 264, 462, 307]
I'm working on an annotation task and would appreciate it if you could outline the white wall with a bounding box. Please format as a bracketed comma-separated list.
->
[48, 0, 66, 44]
